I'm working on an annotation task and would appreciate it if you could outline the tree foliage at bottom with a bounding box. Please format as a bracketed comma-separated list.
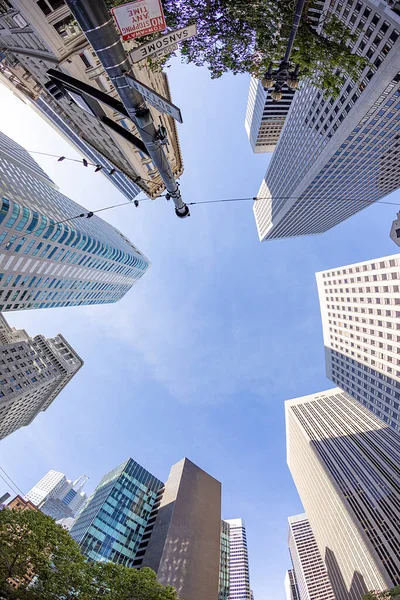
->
[0, 507, 179, 600]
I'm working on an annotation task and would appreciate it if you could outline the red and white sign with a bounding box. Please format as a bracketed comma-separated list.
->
[111, 0, 166, 41]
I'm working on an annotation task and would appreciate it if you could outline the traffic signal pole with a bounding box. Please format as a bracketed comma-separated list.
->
[65, 0, 189, 218]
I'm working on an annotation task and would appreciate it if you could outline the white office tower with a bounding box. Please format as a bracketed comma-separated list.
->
[25, 470, 88, 520]
[0, 131, 149, 311]
[0, 313, 82, 440]
[225, 518, 251, 600]
[254, 0, 400, 241]
[288, 514, 334, 600]
[316, 254, 400, 432]
[0, 0, 183, 200]
[284, 569, 300, 600]
[286, 388, 400, 600]
[245, 78, 295, 153]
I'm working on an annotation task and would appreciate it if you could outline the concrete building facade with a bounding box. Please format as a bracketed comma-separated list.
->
[137, 458, 222, 600]
[286, 388, 400, 600]
[288, 514, 335, 600]
[0, 313, 82, 439]
[0, 130, 149, 311]
[25, 469, 88, 519]
[225, 518, 251, 600]
[0, 0, 183, 199]
[245, 77, 295, 153]
[316, 253, 400, 432]
[254, 0, 400, 241]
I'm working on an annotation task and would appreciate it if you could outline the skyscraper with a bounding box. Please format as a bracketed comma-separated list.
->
[288, 514, 334, 600]
[0, 0, 183, 199]
[137, 458, 222, 600]
[284, 569, 300, 600]
[253, 0, 400, 241]
[0, 314, 82, 439]
[70, 457, 222, 600]
[316, 253, 400, 432]
[219, 520, 231, 600]
[0, 130, 149, 311]
[245, 78, 295, 153]
[225, 518, 251, 600]
[286, 388, 400, 600]
[70, 458, 163, 567]
[25, 469, 88, 519]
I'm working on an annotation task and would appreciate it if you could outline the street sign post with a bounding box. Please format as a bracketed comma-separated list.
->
[126, 74, 183, 123]
[152, 43, 178, 60]
[111, 0, 166, 41]
[129, 24, 197, 63]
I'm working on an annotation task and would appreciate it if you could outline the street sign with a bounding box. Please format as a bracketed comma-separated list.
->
[111, 0, 166, 41]
[129, 24, 197, 63]
[152, 43, 178, 61]
[126, 74, 183, 123]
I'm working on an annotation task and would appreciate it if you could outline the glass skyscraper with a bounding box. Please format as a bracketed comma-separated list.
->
[70, 458, 163, 567]
[0, 131, 149, 311]
[219, 520, 230, 600]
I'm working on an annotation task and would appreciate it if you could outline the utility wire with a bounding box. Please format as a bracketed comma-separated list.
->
[0, 465, 25, 497]
[0, 193, 397, 253]
[187, 196, 400, 207]
[27, 151, 156, 186]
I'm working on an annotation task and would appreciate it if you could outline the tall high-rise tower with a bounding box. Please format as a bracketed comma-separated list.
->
[70, 457, 222, 600]
[25, 469, 88, 519]
[286, 388, 400, 600]
[284, 569, 300, 600]
[0, 0, 183, 200]
[253, 0, 400, 241]
[219, 520, 231, 600]
[316, 253, 400, 432]
[225, 518, 251, 600]
[245, 78, 295, 153]
[0, 131, 149, 311]
[0, 314, 82, 439]
[288, 514, 334, 600]
[137, 458, 222, 600]
[70, 458, 163, 567]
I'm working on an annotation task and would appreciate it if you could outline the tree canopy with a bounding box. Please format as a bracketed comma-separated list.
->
[109, 0, 366, 96]
[364, 587, 400, 600]
[0, 507, 179, 600]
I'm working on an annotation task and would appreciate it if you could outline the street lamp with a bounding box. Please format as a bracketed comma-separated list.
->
[262, 62, 300, 99]
[261, 0, 306, 100]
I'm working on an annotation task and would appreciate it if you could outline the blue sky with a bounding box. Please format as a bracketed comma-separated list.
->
[0, 58, 399, 600]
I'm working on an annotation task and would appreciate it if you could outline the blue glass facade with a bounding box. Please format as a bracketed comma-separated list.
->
[0, 131, 150, 311]
[70, 459, 163, 567]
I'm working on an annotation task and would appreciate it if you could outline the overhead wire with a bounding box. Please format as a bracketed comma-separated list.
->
[27, 150, 156, 186]
[187, 195, 400, 207]
[0, 192, 398, 253]
[0, 465, 25, 497]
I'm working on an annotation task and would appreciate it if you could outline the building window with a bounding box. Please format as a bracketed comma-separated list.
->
[37, 0, 65, 15]
[53, 15, 80, 41]
[79, 51, 92, 69]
